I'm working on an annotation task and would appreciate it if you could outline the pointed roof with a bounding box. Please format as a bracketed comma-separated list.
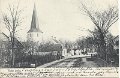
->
[28, 4, 43, 33]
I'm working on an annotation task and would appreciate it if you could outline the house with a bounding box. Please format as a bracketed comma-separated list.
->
[0, 32, 10, 67]
[0, 32, 24, 67]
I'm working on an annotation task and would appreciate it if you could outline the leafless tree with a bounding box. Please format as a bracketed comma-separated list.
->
[2, 3, 24, 67]
[81, 4, 119, 60]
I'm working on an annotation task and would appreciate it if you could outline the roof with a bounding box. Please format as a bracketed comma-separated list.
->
[0, 32, 10, 41]
[0, 33, 24, 49]
[114, 35, 119, 41]
[28, 4, 43, 33]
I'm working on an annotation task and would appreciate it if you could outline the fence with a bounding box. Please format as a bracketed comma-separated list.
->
[14, 51, 62, 68]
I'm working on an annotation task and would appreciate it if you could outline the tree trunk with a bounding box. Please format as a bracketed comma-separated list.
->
[99, 33, 106, 60]
[12, 22, 15, 67]
[11, 35, 15, 67]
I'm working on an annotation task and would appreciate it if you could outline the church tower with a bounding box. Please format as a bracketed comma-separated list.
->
[27, 4, 43, 42]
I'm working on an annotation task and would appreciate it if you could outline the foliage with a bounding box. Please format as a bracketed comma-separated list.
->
[2, 3, 24, 67]
[81, 3, 118, 60]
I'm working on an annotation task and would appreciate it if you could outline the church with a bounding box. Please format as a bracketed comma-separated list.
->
[27, 4, 43, 43]
[27, 4, 62, 45]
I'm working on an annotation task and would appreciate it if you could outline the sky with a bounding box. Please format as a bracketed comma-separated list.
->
[0, 0, 119, 41]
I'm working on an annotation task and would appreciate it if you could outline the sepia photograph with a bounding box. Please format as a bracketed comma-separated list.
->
[0, 0, 119, 68]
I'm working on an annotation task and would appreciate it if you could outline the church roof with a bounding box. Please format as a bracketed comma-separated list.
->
[28, 4, 43, 33]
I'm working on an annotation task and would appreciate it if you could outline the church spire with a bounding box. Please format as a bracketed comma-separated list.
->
[28, 3, 43, 33]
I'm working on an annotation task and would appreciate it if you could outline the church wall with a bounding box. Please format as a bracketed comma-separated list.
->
[27, 32, 43, 43]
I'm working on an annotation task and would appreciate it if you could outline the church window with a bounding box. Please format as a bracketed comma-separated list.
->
[37, 33, 39, 37]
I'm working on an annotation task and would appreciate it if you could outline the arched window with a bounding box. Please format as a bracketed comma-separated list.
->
[37, 33, 39, 37]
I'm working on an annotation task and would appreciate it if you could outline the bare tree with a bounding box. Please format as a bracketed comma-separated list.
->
[81, 4, 118, 60]
[2, 3, 23, 67]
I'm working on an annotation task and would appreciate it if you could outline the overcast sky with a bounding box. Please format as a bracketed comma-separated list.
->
[0, 0, 118, 41]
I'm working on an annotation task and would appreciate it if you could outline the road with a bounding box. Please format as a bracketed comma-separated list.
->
[46, 57, 99, 67]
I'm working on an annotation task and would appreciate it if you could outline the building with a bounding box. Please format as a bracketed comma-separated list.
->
[0, 32, 10, 67]
[27, 4, 43, 43]
[0, 32, 24, 67]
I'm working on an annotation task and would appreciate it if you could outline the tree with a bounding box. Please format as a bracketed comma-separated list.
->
[76, 38, 85, 51]
[76, 37, 95, 53]
[82, 4, 118, 60]
[2, 3, 23, 67]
